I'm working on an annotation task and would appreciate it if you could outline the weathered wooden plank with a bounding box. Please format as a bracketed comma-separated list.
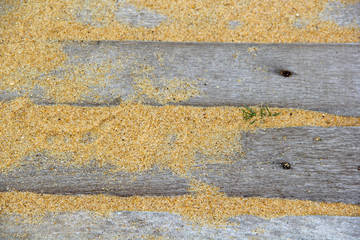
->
[72, 0, 360, 28]
[4, 0, 356, 27]
[1, 212, 359, 240]
[0, 152, 189, 196]
[192, 126, 360, 204]
[319, 1, 360, 27]
[2, 42, 358, 116]
[1, 127, 359, 204]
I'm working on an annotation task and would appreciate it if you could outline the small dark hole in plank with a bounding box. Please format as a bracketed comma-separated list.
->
[281, 162, 291, 169]
[279, 70, 292, 77]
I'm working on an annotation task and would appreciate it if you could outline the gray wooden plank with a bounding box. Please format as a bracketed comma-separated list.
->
[0, 152, 189, 196]
[71, 0, 360, 29]
[2, 41, 358, 116]
[114, 2, 167, 28]
[3, 0, 358, 28]
[1, 127, 359, 204]
[72, 0, 168, 27]
[40, 0, 360, 29]
[193, 126, 360, 204]
[1, 212, 359, 240]
[319, 1, 360, 27]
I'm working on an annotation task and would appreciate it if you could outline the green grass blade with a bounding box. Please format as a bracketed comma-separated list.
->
[265, 106, 272, 116]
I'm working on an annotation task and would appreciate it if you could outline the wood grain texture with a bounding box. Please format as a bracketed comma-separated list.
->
[2, 1, 359, 238]
[73, 0, 168, 27]
[193, 126, 360, 204]
[1, 212, 359, 240]
[2, 41, 358, 116]
[0, 152, 189, 196]
[71, 0, 360, 29]
[1, 127, 359, 204]
[319, 1, 360, 27]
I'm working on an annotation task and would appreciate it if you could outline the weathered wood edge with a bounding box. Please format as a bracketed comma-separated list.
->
[1, 212, 359, 240]
[1, 126, 359, 204]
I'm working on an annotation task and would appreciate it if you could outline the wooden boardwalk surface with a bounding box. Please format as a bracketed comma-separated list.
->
[1, 2, 360, 236]
[1, 42, 359, 116]
[1, 126, 359, 204]
[1, 213, 359, 240]
[1, 42, 359, 239]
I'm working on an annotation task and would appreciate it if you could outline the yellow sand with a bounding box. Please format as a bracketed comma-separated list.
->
[0, 97, 359, 224]
[1, 98, 359, 174]
[1, 188, 359, 225]
[0, 0, 359, 225]
[1, 0, 358, 43]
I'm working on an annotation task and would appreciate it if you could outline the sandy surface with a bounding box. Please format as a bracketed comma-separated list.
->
[0, 0, 359, 226]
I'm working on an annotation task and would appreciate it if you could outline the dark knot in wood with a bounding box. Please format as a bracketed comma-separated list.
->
[279, 70, 292, 77]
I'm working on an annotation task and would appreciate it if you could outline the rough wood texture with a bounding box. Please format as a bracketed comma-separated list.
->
[1, 212, 359, 240]
[193, 126, 360, 204]
[1, 127, 359, 204]
[319, 1, 360, 27]
[2, 1, 360, 239]
[0, 152, 189, 196]
[1, 42, 359, 116]
[72, 0, 360, 29]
